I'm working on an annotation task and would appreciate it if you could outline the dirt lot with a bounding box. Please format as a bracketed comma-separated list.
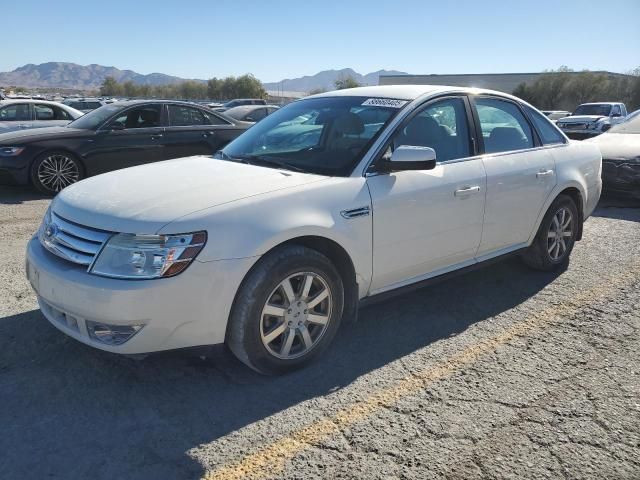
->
[1, 185, 639, 480]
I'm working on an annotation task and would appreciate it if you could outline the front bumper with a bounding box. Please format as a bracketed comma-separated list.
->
[0, 153, 32, 184]
[26, 236, 258, 354]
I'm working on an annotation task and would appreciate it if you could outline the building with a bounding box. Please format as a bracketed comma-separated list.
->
[379, 71, 632, 94]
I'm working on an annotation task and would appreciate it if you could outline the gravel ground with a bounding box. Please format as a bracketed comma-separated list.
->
[0, 185, 639, 480]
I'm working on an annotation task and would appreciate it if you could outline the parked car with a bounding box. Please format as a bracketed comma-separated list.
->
[0, 100, 83, 134]
[25, 85, 601, 374]
[224, 105, 279, 123]
[541, 110, 571, 121]
[586, 113, 640, 198]
[0, 100, 248, 194]
[557, 102, 628, 139]
[62, 98, 107, 113]
[213, 98, 267, 112]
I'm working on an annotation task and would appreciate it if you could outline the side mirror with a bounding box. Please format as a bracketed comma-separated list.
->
[376, 145, 437, 173]
[611, 112, 622, 118]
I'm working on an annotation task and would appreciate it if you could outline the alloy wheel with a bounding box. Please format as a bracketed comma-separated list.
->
[547, 206, 573, 261]
[260, 271, 333, 360]
[37, 154, 80, 192]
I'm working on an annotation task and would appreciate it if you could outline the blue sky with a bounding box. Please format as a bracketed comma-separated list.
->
[4, 0, 639, 82]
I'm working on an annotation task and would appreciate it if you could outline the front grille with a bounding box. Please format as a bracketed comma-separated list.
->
[40, 212, 113, 267]
[561, 123, 587, 130]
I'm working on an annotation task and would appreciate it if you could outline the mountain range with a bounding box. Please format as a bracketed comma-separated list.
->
[262, 68, 408, 92]
[0, 62, 408, 93]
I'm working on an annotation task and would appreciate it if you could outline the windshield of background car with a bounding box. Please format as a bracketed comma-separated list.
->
[608, 114, 640, 134]
[219, 96, 403, 176]
[573, 104, 612, 116]
[66, 104, 125, 130]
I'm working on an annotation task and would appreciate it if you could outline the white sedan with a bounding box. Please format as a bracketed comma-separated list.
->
[26, 85, 602, 374]
[0, 100, 83, 134]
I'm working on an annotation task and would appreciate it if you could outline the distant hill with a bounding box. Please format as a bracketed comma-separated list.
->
[0, 62, 204, 90]
[263, 68, 409, 93]
[0, 62, 409, 93]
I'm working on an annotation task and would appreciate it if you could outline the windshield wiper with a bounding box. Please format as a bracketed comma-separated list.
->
[232, 154, 307, 173]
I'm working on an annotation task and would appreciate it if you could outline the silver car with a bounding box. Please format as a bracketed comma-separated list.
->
[0, 100, 83, 134]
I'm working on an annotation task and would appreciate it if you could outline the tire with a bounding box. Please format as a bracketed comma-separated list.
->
[227, 244, 344, 375]
[522, 194, 580, 271]
[30, 151, 84, 195]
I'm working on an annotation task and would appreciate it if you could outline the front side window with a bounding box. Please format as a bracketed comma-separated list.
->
[168, 105, 206, 126]
[246, 108, 267, 121]
[67, 104, 124, 130]
[475, 97, 534, 154]
[0, 104, 31, 121]
[108, 105, 162, 129]
[220, 96, 401, 176]
[525, 106, 566, 145]
[611, 105, 621, 116]
[390, 97, 471, 162]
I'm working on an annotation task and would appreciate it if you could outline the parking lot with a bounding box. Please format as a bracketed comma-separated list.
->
[1, 185, 639, 479]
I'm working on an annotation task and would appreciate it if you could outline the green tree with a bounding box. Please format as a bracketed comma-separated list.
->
[100, 76, 122, 96]
[334, 76, 361, 90]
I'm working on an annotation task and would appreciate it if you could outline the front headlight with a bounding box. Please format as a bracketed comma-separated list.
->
[0, 146, 25, 156]
[90, 231, 207, 279]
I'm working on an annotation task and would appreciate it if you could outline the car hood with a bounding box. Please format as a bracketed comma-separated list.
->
[52, 156, 328, 233]
[559, 115, 605, 123]
[587, 133, 640, 161]
[0, 126, 87, 143]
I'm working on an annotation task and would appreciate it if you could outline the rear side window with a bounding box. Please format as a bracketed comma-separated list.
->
[34, 104, 55, 120]
[168, 105, 206, 126]
[475, 98, 534, 154]
[525, 106, 566, 145]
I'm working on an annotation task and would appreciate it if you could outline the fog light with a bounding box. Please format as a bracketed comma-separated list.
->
[86, 321, 144, 346]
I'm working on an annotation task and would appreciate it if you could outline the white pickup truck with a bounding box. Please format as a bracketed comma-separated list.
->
[557, 102, 627, 139]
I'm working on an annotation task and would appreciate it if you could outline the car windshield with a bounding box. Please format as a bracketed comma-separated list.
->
[573, 104, 612, 116]
[66, 104, 124, 130]
[608, 114, 640, 134]
[217, 96, 402, 176]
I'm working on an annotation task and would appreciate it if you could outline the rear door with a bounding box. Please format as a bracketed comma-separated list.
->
[83, 104, 165, 175]
[163, 104, 240, 159]
[471, 96, 556, 257]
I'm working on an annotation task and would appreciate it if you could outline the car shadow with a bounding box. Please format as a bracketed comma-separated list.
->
[0, 185, 51, 204]
[0, 258, 563, 479]
[592, 194, 640, 222]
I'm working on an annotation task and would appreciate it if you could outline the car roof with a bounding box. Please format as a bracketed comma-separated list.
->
[307, 84, 521, 101]
[578, 102, 622, 106]
[0, 99, 70, 106]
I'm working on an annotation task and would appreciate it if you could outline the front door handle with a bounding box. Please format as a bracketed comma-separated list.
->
[454, 186, 481, 197]
[536, 169, 554, 178]
[151, 133, 164, 140]
[202, 131, 215, 138]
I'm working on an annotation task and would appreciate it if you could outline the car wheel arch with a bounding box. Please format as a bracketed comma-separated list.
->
[227, 234, 360, 339]
[529, 183, 586, 244]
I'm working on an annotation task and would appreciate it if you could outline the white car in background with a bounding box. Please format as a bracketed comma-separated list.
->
[26, 85, 602, 374]
[0, 100, 83, 134]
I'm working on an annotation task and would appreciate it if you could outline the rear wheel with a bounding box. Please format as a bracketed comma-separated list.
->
[30, 151, 83, 195]
[522, 194, 579, 271]
[227, 245, 344, 375]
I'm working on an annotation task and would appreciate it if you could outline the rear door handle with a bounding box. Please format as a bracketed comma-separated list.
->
[151, 133, 164, 140]
[202, 131, 216, 138]
[454, 186, 481, 197]
[536, 169, 554, 178]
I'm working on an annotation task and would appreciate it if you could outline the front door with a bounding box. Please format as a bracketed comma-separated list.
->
[84, 104, 165, 176]
[367, 96, 487, 293]
[471, 96, 556, 257]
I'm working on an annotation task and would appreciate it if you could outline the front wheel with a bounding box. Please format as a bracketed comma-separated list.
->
[227, 245, 344, 375]
[522, 194, 580, 271]
[30, 151, 83, 195]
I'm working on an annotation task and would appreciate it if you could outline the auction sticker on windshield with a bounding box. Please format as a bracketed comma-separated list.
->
[361, 98, 408, 108]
